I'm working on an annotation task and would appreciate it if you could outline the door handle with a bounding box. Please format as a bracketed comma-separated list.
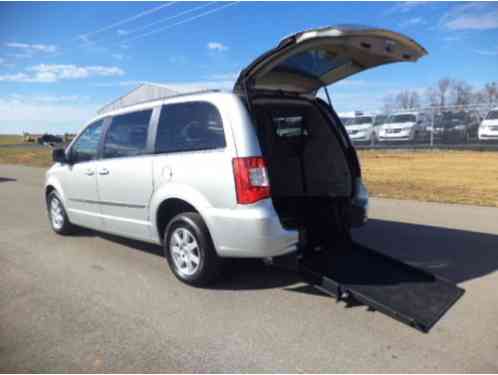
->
[98, 168, 110, 175]
[84, 169, 95, 176]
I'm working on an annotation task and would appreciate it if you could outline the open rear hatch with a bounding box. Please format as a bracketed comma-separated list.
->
[238, 25, 463, 332]
[234, 25, 427, 95]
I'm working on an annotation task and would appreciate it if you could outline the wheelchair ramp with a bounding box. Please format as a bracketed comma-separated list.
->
[299, 242, 465, 332]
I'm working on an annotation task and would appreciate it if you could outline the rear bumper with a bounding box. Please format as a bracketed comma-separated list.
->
[205, 200, 299, 258]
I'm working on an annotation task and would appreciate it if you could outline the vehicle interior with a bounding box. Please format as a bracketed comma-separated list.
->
[251, 96, 353, 248]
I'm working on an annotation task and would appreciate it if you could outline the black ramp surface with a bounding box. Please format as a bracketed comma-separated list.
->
[301, 243, 465, 332]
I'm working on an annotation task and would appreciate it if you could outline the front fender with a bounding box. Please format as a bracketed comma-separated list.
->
[44, 171, 66, 204]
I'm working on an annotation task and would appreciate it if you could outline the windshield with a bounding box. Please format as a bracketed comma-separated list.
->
[436, 112, 466, 127]
[374, 115, 387, 126]
[389, 114, 416, 123]
[486, 110, 498, 120]
[351, 116, 373, 125]
[340, 117, 353, 126]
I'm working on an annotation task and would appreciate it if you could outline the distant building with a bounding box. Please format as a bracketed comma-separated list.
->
[97, 83, 181, 115]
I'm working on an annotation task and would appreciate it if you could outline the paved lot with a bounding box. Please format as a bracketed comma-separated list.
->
[1, 164, 497, 372]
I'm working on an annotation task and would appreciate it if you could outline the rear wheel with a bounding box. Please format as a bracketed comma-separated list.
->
[47, 191, 77, 235]
[164, 212, 221, 286]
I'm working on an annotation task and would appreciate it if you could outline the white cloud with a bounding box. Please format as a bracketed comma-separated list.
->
[111, 53, 124, 60]
[207, 42, 228, 52]
[399, 17, 425, 28]
[5, 42, 58, 54]
[474, 48, 498, 56]
[440, 3, 498, 30]
[0, 95, 98, 134]
[206, 72, 238, 81]
[0, 64, 125, 83]
[117, 29, 128, 36]
[91, 80, 144, 88]
[384, 1, 428, 16]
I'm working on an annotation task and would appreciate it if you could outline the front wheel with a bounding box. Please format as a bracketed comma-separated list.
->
[47, 191, 77, 235]
[164, 212, 221, 286]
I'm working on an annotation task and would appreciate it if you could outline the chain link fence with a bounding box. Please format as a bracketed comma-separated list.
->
[343, 103, 498, 150]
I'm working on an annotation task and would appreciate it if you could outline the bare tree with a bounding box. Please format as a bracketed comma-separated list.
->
[425, 87, 439, 109]
[437, 78, 452, 109]
[382, 94, 396, 113]
[483, 82, 498, 107]
[451, 80, 473, 108]
[394, 90, 420, 110]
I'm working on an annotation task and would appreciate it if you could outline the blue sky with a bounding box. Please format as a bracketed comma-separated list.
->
[0, 1, 497, 133]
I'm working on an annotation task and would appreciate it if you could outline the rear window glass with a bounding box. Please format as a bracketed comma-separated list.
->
[273, 115, 309, 137]
[486, 110, 498, 120]
[352, 116, 373, 125]
[275, 49, 351, 78]
[374, 115, 387, 125]
[155, 102, 225, 153]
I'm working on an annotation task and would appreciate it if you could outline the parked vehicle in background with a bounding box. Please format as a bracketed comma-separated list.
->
[38, 134, 63, 147]
[346, 115, 375, 143]
[372, 114, 388, 142]
[432, 111, 481, 143]
[377, 112, 430, 143]
[340, 116, 354, 126]
[478, 108, 498, 142]
[339, 111, 363, 127]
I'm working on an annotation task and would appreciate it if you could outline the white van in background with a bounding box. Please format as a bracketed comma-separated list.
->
[345, 115, 375, 143]
[377, 112, 429, 143]
[478, 108, 498, 142]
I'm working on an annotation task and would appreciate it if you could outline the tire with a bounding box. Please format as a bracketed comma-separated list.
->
[164, 212, 221, 286]
[47, 191, 77, 235]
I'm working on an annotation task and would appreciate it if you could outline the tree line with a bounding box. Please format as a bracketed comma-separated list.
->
[383, 79, 498, 113]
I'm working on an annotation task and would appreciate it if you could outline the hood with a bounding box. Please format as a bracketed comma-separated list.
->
[234, 25, 427, 94]
[482, 119, 498, 127]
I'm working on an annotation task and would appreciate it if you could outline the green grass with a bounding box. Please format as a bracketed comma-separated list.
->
[0, 134, 24, 145]
[0, 146, 52, 168]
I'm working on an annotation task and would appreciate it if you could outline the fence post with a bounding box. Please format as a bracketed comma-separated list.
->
[430, 107, 434, 148]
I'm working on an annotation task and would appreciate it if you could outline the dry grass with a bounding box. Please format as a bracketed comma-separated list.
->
[0, 147, 52, 168]
[0, 145, 497, 207]
[359, 150, 498, 208]
[0, 134, 24, 145]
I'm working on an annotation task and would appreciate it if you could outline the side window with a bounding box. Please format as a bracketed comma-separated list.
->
[103, 110, 152, 159]
[71, 120, 104, 163]
[155, 102, 225, 154]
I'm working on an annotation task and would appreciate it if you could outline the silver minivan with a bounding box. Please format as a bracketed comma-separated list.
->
[45, 25, 426, 285]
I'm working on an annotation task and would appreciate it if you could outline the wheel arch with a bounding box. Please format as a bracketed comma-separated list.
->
[44, 177, 66, 205]
[150, 183, 219, 248]
[155, 198, 200, 245]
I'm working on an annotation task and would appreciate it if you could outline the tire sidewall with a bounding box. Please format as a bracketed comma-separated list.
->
[47, 191, 70, 234]
[164, 213, 215, 285]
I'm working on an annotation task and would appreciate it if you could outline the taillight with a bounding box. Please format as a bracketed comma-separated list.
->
[232, 157, 270, 204]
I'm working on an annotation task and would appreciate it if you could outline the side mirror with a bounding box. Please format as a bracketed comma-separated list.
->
[52, 148, 68, 164]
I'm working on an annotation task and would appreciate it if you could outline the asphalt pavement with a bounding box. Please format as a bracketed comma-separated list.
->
[1, 164, 497, 372]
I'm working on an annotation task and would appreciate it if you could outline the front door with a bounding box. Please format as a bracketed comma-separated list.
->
[96, 109, 155, 241]
[61, 119, 106, 229]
